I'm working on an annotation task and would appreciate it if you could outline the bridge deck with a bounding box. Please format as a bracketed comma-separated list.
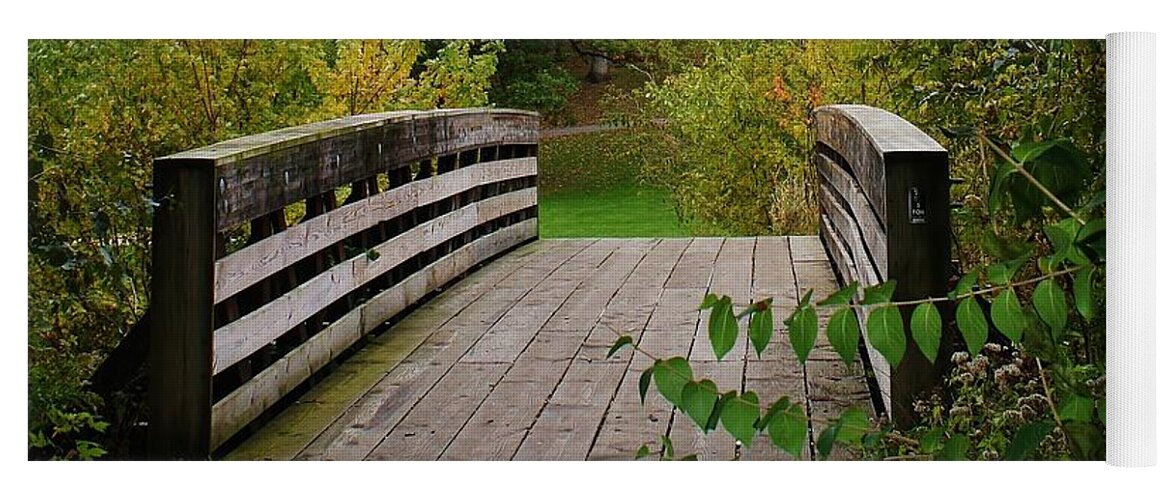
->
[225, 236, 872, 461]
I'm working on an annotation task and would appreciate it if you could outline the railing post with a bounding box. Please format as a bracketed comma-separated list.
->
[883, 144, 951, 429]
[149, 157, 216, 459]
[813, 105, 951, 429]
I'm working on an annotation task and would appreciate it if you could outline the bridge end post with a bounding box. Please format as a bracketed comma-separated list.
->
[884, 151, 952, 428]
[813, 104, 951, 429]
[149, 157, 216, 459]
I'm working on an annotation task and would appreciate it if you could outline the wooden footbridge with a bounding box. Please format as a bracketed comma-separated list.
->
[148, 106, 951, 460]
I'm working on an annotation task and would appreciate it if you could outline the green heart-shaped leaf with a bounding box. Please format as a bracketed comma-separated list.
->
[766, 400, 806, 458]
[991, 290, 1026, 343]
[652, 357, 693, 406]
[1032, 279, 1068, 335]
[708, 296, 737, 361]
[826, 308, 860, 365]
[788, 305, 818, 364]
[680, 379, 719, 430]
[867, 305, 906, 368]
[834, 407, 869, 445]
[720, 391, 760, 448]
[910, 302, 942, 362]
[748, 301, 774, 358]
[956, 298, 988, 356]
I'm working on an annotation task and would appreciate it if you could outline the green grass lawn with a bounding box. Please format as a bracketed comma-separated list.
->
[537, 129, 697, 238]
[538, 184, 688, 238]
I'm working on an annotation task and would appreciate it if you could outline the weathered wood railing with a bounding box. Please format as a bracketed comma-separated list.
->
[813, 105, 952, 428]
[150, 108, 539, 458]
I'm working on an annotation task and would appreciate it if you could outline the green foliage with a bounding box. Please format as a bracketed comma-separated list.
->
[496, 67, 580, 123]
[1032, 279, 1069, 335]
[867, 306, 906, 368]
[817, 282, 858, 306]
[720, 392, 760, 447]
[1004, 422, 1056, 460]
[956, 298, 990, 356]
[910, 303, 942, 362]
[784, 304, 817, 364]
[764, 399, 807, 458]
[28, 409, 109, 460]
[680, 380, 720, 430]
[652, 357, 693, 407]
[606, 335, 633, 359]
[638, 366, 654, 404]
[490, 40, 580, 124]
[938, 435, 971, 461]
[613, 134, 1103, 461]
[826, 308, 861, 365]
[707, 295, 738, 361]
[747, 299, 774, 358]
[862, 281, 897, 305]
[990, 290, 1026, 343]
[834, 408, 870, 446]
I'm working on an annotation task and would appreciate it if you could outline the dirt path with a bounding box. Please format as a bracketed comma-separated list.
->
[539, 123, 626, 140]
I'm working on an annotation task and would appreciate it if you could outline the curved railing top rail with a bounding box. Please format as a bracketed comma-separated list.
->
[158, 108, 538, 231]
[160, 108, 539, 163]
[814, 105, 947, 226]
[814, 105, 945, 155]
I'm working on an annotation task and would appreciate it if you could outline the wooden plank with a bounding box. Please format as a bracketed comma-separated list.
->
[512, 359, 628, 460]
[149, 158, 216, 459]
[438, 360, 571, 460]
[584, 239, 692, 461]
[297, 289, 526, 461]
[460, 240, 617, 364]
[292, 240, 592, 461]
[793, 255, 874, 460]
[882, 159, 952, 428]
[820, 215, 890, 412]
[430, 242, 634, 460]
[742, 359, 806, 461]
[210, 222, 537, 449]
[213, 158, 536, 303]
[663, 238, 722, 289]
[363, 362, 511, 460]
[210, 207, 473, 374]
[815, 105, 951, 429]
[692, 237, 754, 362]
[741, 236, 807, 461]
[510, 243, 657, 459]
[639, 288, 706, 359]
[158, 109, 538, 231]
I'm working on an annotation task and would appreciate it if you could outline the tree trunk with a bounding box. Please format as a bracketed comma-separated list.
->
[586, 55, 609, 83]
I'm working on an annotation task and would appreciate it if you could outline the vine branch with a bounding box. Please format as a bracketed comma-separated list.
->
[978, 134, 1086, 225]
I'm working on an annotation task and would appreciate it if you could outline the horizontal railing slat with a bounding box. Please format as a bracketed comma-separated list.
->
[818, 184, 883, 284]
[211, 187, 536, 374]
[815, 153, 888, 279]
[213, 157, 537, 303]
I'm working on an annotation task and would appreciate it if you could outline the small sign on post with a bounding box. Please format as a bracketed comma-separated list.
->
[908, 187, 927, 224]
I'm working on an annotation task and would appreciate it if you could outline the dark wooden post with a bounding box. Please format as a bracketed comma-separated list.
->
[149, 157, 216, 459]
[884, 148, 951, 429]
[813, 105, 951, 428]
